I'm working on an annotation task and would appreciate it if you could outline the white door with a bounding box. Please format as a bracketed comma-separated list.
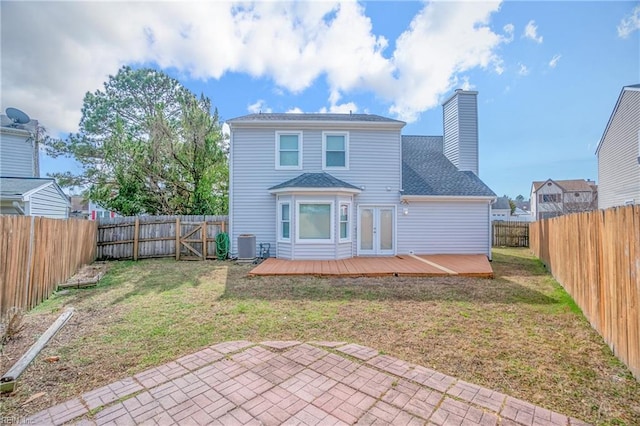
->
[358, 206, 395, 256]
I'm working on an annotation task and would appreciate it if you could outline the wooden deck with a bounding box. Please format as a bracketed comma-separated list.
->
[249, 254, 493, 278]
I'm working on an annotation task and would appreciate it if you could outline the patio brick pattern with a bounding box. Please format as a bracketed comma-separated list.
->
[24, 341, 589, 425]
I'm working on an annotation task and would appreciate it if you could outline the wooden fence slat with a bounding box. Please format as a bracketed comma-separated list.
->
[529, 205, 639, 380]
[1, 216, 98, 321]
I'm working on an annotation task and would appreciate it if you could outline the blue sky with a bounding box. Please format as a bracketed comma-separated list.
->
[1, 1, 638, 198]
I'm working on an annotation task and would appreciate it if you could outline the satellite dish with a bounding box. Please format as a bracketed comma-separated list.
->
[6, 107, 31, 125]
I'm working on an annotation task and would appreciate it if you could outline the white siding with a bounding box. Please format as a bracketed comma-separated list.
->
[28, 184, 69, 218]
[532, 182, 563, 220]
[598, 90, 640, 208]
[230, 124, 402, 259]
[443, 91, 479, 175]
[0, 129, 35, 177]
[397, 201, 491, 256]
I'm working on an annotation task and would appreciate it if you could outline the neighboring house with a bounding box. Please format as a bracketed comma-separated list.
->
[70, 196, 90, 219]
[0, 115, 39, 178]
[491, 197, 511, 221]
[88, 200, 118, 221]
[596, 84, 640, 209]
[0, 177, 70, 218]
[512, 207, 533, 222]
[228, 89, 497, 260]
[530, 179, 597, 220]
[1, 113, 71, 219]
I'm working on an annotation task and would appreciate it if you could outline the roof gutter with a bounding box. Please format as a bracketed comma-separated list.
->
[401, 195, 496, 203]
[269, 187, 362, 195]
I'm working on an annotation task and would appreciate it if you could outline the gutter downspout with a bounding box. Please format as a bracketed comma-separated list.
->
[12, 201, 25, 215]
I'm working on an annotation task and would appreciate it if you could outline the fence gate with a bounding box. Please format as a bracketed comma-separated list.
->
[178, 222, 207, 260]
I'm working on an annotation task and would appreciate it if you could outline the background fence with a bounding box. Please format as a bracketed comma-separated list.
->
[97, 215, 228, 260]
[492, 222, 529, 247]
[530, 205, 639, 380]
[0, 216, 97, 321]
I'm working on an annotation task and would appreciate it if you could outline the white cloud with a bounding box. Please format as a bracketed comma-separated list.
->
[286, 107, 304, 114]
[523, 20, 543, 43]
[0, 1, 509, 132]
[548, 54, 562, 68]
[518, 63, 530, 76]
[387, 1, 507, 121]
[503, 23, 515, 42]
[618, 5, 640, 38]
[319, 101, 358, 114]
[247, 100, 272, 114]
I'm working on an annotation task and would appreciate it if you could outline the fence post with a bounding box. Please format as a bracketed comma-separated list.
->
[175, 217, 181, 261]
[202, 222, 207, 260]
[22, 216, 35, 313]
[133, 217, 140, 261]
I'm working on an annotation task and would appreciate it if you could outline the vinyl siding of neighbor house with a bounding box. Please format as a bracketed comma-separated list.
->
[230, 125, 401, 258]
[443, 91, 479, 175]
[397, 201, 490, 256]
[28, 184, 69, 218]
[531, 181, 563, 219]
[598, 89, 640, 208]
[0, 128, 35, 177]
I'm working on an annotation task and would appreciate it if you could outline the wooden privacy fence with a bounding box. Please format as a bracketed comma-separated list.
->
[530, 205, 640, 380]
[492, 221, 529, 247]
[97, 215, 228, 260]
[0, 216, 97, 321]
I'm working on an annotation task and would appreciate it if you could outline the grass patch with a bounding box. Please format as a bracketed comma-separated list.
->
[1, 248, 638, 425]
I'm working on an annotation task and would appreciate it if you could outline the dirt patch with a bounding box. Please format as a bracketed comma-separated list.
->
[60, 262, 110, 288]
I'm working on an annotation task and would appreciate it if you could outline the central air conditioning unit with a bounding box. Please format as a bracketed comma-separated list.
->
[237, 234, 256, 261]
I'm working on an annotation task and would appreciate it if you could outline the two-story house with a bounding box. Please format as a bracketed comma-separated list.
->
[228, 90, 496, 260]
[596, 84, 640, 209]
[0, 112, 70, 218]
[530, 179, 597, 220]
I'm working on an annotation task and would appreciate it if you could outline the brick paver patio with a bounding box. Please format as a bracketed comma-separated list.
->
[26, 341, 590, 425]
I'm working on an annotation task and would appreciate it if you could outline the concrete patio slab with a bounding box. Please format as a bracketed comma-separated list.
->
[25, 341, 589, 425]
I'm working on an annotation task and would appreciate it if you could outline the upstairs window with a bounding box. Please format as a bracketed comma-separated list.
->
[276, 132, 302, 169]
[323, 132, 349, 169]
[540, 194, 561, 203]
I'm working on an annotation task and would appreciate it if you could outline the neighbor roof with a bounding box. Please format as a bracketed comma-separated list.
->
[493, 197, 511, 210]
[228, 113, 405, 124]
[0, 177, 70, 205]
[401, 136, 496, 197]
[0, 177, 55, 197]
[532, 179, 595, 192]
[269, 172, 361, 192]
[595, 83, 640, 155]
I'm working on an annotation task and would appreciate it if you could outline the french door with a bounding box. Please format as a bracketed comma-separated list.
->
[358, 206, 395, 256]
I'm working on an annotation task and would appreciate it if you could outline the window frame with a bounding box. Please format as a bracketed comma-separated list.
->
[322, 131, 349, 170]
[295, 201, 334, 244]
[275, 131, 303, 170]
[278, 201, 291, 242]
[338, 202, 351, 243]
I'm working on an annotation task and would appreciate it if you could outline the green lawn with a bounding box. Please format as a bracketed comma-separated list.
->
[1, 248, 638, 424]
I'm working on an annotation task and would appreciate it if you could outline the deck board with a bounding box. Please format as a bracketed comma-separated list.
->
[249, 254, 493, 278]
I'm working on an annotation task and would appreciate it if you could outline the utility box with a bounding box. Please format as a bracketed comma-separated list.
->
[237, 234, 256, 261]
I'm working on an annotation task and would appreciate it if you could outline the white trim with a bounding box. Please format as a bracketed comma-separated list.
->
[356, 204, 397, 256]
[295, 200, 334, 244]
[229, 128, 234, 253]
[401, 195, 495, 203]
[338, 201, 352, 243]
[275, 131, 303, 170]
[269, 187, 361, 195]
[277, 200, 291, 242]
[322, 131, 349, 170]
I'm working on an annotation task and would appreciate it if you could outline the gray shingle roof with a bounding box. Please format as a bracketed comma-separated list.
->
[228, 113, 404, 124]
[269, 172, 361, 191]
[493, 196, 511, 210]
[0, 177, 54, 197]
[401, 136, 496, 197]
